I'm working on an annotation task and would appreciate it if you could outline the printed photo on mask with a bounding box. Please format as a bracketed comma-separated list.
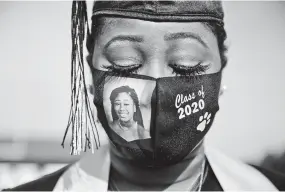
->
[103, 78, 154, 142]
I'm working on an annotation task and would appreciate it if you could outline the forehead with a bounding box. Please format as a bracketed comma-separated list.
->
[95, 17, 219, 55]
[115, 92, 132, 99]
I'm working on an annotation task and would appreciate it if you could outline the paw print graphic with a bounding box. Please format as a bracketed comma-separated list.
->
[197, 112, 212, 132]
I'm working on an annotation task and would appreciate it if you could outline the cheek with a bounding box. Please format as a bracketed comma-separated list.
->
[91, 44, 109, 70]
[205, 40, 222, 72]
[126, 106, 132, 112]
[210, 49, 222, 72]
[114, 105, 120, 111]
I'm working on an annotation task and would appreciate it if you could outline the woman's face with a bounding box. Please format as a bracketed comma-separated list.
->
[114, 92, 135, 123]
[92, 17, 223, 165]
[91, 17, 221, 78]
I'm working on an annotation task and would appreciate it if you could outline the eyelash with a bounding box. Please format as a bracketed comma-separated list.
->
[101, 62, 210, 77]
[168, 62, 210, 76]
[101, 63, 141, 76]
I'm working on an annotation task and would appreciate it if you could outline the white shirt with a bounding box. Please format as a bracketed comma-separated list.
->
[53, 142, 278, 192]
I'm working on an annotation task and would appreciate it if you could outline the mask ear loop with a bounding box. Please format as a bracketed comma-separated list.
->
[61, 0, 100, 155]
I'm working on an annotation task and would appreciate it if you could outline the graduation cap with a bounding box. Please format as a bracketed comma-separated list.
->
[92, 1, 224, 22]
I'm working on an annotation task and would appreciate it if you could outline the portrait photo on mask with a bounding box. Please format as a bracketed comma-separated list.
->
[103, 77, 154, 142]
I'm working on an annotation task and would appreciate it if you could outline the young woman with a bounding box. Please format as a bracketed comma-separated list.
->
[109, 85, 150, 142]
[3, 1, 285, 191]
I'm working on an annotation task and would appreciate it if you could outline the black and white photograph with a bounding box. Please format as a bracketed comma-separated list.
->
[1, 1, 285, 191]
[103, 78, 153, 142]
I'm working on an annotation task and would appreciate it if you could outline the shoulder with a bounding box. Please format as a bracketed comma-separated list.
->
[205, 145, 284, 190]
[2, 165, 70, 191]
[251, 164, 285, 191]
[137, 124, 148, 132]
[137, 125, 150, 136]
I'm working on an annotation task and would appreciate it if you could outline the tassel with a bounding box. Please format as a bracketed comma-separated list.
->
[61, 0, 100, 155]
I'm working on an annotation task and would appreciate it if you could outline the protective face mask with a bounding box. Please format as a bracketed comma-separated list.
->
[93, 69, 221, 168]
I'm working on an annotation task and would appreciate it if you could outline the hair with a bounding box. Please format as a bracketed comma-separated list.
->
[109, 86, 144, 127]
[63, 1, 228, 155]
[204, 22, 228, 70]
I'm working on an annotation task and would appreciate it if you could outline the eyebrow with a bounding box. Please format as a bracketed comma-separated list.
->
[105, 35, 144, 49]
[164, 32, 208, 48]
[114, 99, 131, 102]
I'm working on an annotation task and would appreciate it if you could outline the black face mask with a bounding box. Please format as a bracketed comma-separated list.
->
[93, 69, 221, 168]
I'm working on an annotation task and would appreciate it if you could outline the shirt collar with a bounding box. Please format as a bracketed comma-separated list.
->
[53, 142, 278, 191]
[53, 144, 110, 192]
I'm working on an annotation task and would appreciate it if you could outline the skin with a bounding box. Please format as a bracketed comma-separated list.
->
[91, 17, 221, 77]
[113, 92, 136, 127]
[90, 17, 222, 191]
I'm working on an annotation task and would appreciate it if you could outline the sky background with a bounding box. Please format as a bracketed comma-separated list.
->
[0, 1, 285, 164]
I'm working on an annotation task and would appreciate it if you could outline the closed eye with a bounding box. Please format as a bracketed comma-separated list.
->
[101, 64, 141, 76]
[169, 62, 210, 76]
